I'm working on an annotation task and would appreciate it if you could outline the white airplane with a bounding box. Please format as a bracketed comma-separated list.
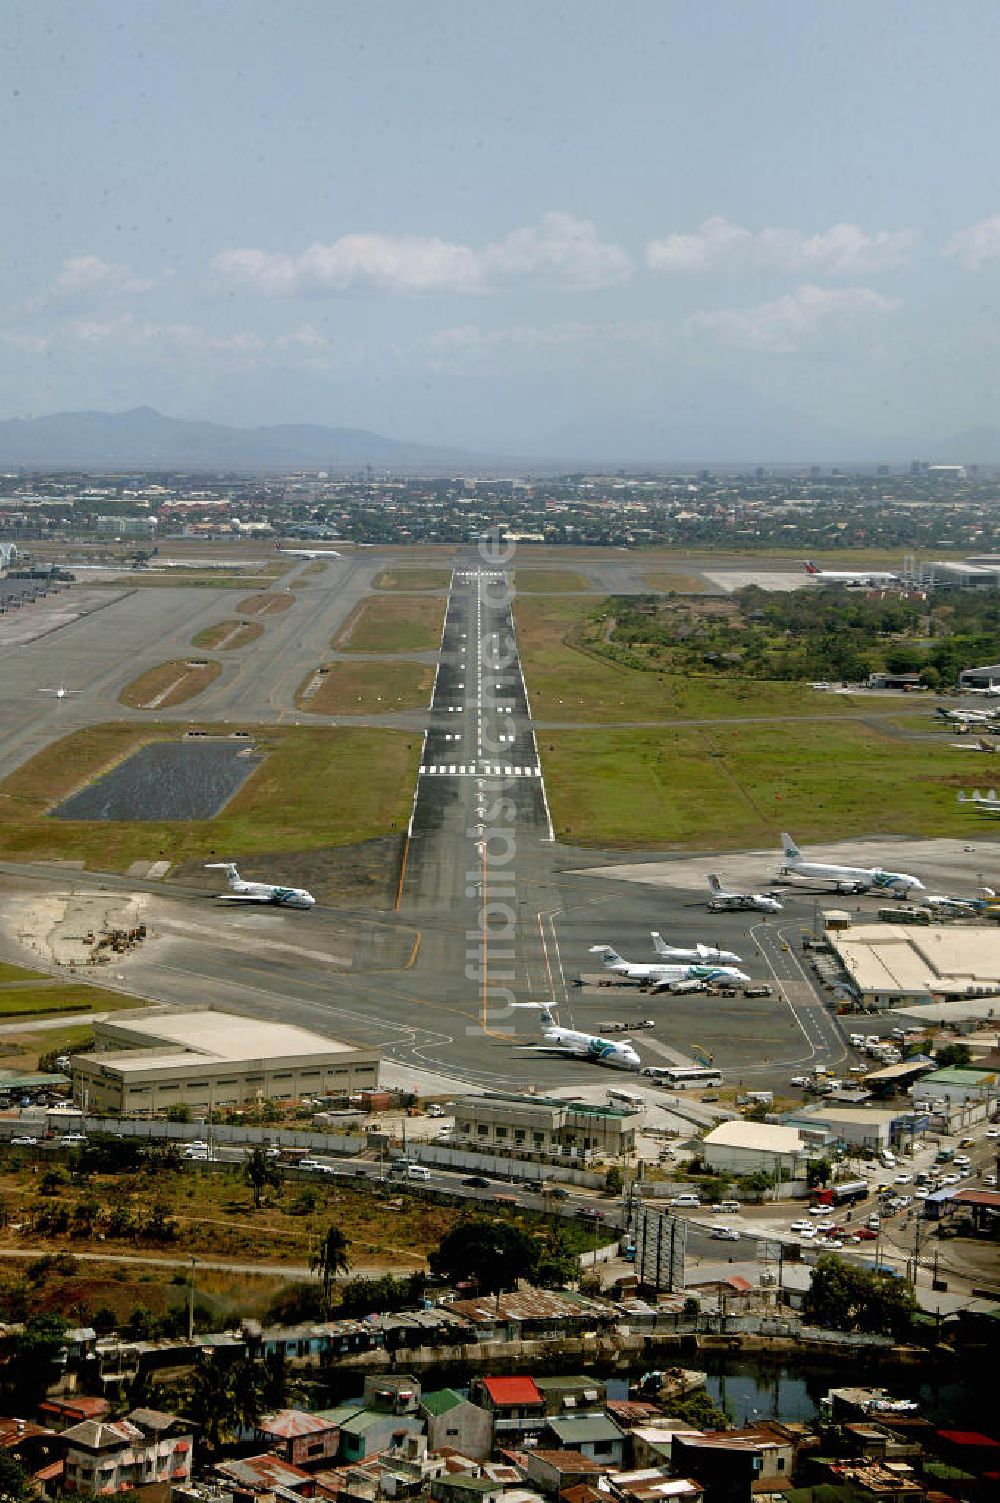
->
[511, 1003, 640, 1070]
[275, 542, 341, 559]
[803, 560, 901, 586]
[590, 946, 750, 991]
[915, 892, 990, 915]
[651, 931, 743, 965]
[961, 685, 1000, 697]
[204, 862, 316, 908]
[707, 873, 783, 913]
[38, 684, 81, 700]
[935, 707, 994, 725]
[957, 789, 1000, 814]
[779, 833, 924, 894]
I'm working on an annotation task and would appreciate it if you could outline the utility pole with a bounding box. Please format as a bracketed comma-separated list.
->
[187, 1257, 197, 1341]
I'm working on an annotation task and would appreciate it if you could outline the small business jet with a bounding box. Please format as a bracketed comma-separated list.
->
[935, 707, 994, 725]
[275, 541, 341, 559]
[707, 874, 783, 913]
[205, 862, 316, 908]
[779, 833, 924, 894]
[591, 946, 750, 992]
[38, 684, 81, 700]
[957, 789, 1000, 814]
[803, 560, 901, 586]
[651, 931, 743, 965]
[512, 1004, 640, 1070]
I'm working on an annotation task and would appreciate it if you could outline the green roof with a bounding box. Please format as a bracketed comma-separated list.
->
[315, 1403, 365, 1426]
[547, 1415, 622, 1443]
[421, 1389, 465, 1417]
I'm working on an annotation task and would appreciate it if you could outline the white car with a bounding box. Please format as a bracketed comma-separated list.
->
[789, 1219, 812, 1233]
[983, 1174, 997, 1187]
[894, 1172, 913, 1184]
[808, 1204, 831, 1216]
[953, 1154, 971, 1168]
[940, 1173, 961, 1186]
[798, 1226, 818, 1240]
[299, 1158, 336, 1174]
[9, 1135, 37, 1146]
[58, 1133, 86, 1147]
[986, 1126, 1000, 1139]
[710, 1226, 740, 1241]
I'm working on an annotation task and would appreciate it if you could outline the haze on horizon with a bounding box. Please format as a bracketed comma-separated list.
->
[2, 0, 1000, 463]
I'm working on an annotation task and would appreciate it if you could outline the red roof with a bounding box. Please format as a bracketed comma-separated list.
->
[481, 1376, 543, 1407]
[937, 1430, 1000, 1449]
[724, 1276, 752, 1293]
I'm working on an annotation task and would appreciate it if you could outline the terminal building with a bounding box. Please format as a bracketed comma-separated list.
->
[828, 923, 1000, 1009]
[71, 1008, 380, 1116]
[450, 1092, 641, 1163]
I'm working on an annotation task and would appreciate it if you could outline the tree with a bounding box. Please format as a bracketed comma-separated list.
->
[739, 1170, 776, 1203]
[807, 1158, 833, 1189]
[166, 1103, 192, 1122]
[803, 1255, 916, 1338]
[266, 1281, 326, 1325]
[311, 1224, 351, 1312]
[189, 1352, 245, 1454]
[244, 1147, 282, 1209]
[0, 1454, 30, 1503]
[2, 1314, 68, 1405]
[604, 1165, 624, 1194]
[429, 1218, 539, 1294]
[934, 1042, 972, 1069]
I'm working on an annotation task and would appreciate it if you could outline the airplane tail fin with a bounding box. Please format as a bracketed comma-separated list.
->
[205, 862, 239, 886]
[651, 931, 669, 955]
[707, 873, 723, 893]
[780, 832, 801, 861]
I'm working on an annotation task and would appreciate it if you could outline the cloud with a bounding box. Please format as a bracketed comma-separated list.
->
[428, 320, 665, 356]
[685, 283, 900, 353]
[647, 216, 914, 276]
[945, 215, 1000, 269]
[33, 255, 156, 310]
[212, 213, 632, 297]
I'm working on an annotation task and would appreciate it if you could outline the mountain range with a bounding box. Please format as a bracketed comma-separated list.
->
[0, 404, 999, 470]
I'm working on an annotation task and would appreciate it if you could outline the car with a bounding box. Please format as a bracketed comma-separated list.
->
[824, 1238, 845, 1249]
[789, 1076, 810, 1087]
[983, 1174, 998, 1187]
[58, 1133, 86, 1147]
[299, 1158, 336, 1174]
[547, 1186, 569, 1199]
[798, 1226, 817, 1239]
[815, 1221, 835, 1232]
[894, 1172, 913, 1184]
[578, 1207, 605, 1221]
[670, 1193, 701, 1208]
[914, 1189, 929, 1199]
[9, 1135, 37, 1146]
[808, 1204, 831, 1216]
[462, 1175, 490, 1188]
[986, 1126, 1000, 1139]
[953, 1154, 971, 1167]
[959, 1136, 975, 1148]
[700, 1093, 720, 1102]
[710, 1226, 740, 1240]
[855, 1227, 878, 1240]
[789, 1219, 812, 1233]
[186, 1139, 209, 1151]
[940, 1173, 961, 1185]
[867, 1215, 881, 1230]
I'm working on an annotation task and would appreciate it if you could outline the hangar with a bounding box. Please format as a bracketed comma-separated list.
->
[71, 1008, 380, 1116]
[829, 924, 1000, 1008]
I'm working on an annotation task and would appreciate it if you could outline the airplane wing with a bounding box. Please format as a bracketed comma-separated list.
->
[214, 892, 274, 903]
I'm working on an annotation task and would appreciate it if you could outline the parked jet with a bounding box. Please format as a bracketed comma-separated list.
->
[961, 685, 1000, 697]
[707, 873, 783, 913]
[779, 833, 924, 894]
[205, 862, 316, 908]
[590, 946, 750, 991]
[803, 560, 901, 586]
[275, 542, 341, 559]
[511, 1004, 640, 1070]
[651, 931, 743, 965]
[915, 892, 988, 915]
[957, 789, 1000, 814]
[38, 684, 81, 700]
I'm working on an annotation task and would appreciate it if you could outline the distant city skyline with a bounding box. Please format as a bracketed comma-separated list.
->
[2, 1, 1000, 459]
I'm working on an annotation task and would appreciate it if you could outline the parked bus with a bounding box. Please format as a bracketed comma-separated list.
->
[607, 1088, 645, 1110]
[640, 1065, 723, 1090]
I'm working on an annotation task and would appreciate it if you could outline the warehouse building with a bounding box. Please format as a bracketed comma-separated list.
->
[71, 1008, 379, 1115]
[702, 1121, 811, 1179]
[787, 1105, 916, 1152]
[451, 1092, 641, 1162]
[829, 924, 1000, 1008]
[912, 1067, 998, 1110]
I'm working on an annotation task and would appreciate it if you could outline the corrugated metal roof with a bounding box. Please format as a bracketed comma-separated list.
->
[482, 1376, 544, 1407]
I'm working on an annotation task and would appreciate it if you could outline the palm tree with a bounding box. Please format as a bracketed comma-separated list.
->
[311, 1223, 350, 1313]
[244, 1147, 282, 1209]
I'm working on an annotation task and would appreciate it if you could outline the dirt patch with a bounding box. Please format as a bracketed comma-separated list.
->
[119, 659, 222, 709]
[1, 888, 152, 970]
[238, 591, 294, 616]
[192, 619, 265, 651]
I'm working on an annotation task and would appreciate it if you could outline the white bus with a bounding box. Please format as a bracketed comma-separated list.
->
[641, 1065, 723, 1090]
[607, 1088, 645, 1110]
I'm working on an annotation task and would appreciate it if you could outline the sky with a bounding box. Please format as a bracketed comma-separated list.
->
[3, 0, 1000, 460]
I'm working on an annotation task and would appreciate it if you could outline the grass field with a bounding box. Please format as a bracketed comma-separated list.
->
[373, 567, 452, 591]
[334, 595, 445, 653]
[0, 963, 47, 983]
[238, 591, 294, 615]
[191, 619, 264, 651]
[0, 986, 137, 1020]
[513, 569, 590, 593]
[0, 723, 421, 871]
[641, 570, 719, 593]
[119, 659, 221, 709]
[297, 660, 433, 714]
[539, 720, 982, 848]
[515, 597, 862, 722]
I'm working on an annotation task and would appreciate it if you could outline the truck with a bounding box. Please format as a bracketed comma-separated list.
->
[811, 1179, 870, 1207]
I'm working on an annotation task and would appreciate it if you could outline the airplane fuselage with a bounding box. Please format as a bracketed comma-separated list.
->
[781, 858, 922, 894]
